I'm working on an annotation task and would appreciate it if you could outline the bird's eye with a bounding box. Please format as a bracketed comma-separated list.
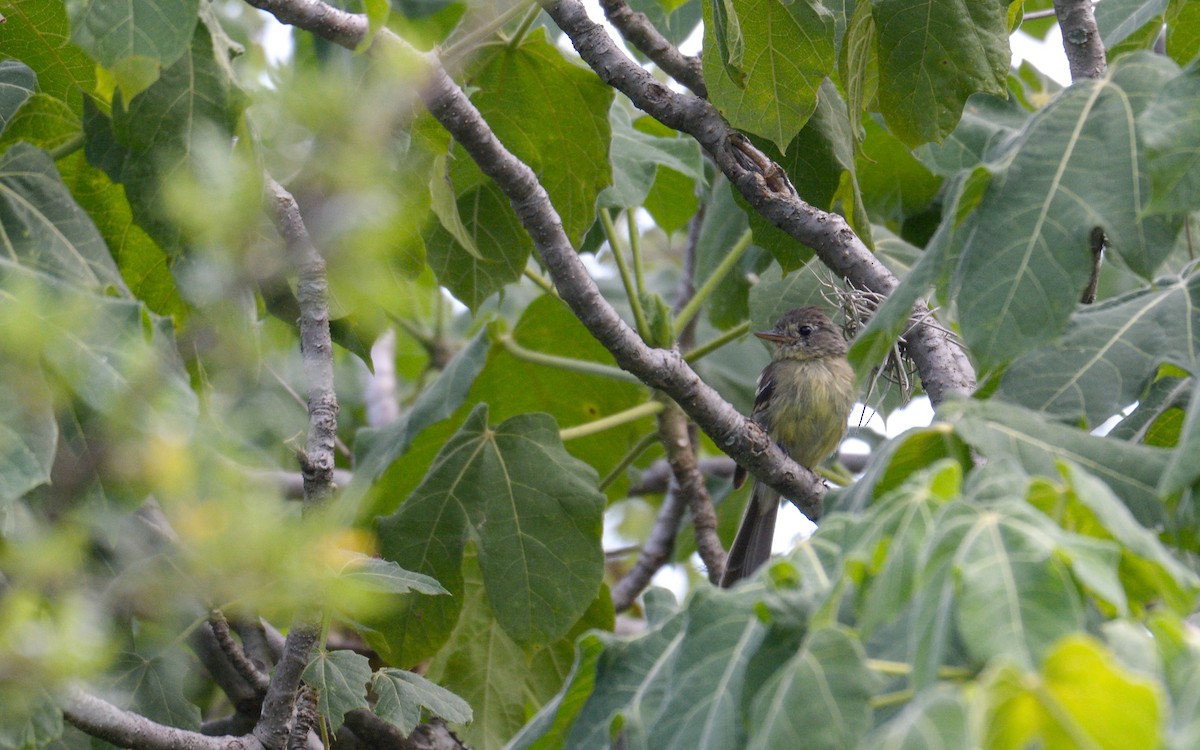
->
[798, 325, 813, 337]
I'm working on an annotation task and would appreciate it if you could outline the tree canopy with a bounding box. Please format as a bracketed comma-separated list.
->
[1, 0, 1200, 748]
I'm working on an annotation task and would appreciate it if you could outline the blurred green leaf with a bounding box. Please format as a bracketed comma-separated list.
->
[0, 364, 56, 506]
[871, 0, 1010, 147]
[0, 690, 62, 750]
[702, 0, 835, 151]
[0, 93, 80, 155]
[112, 648, 200, 730]
[303, 650, 372, 733]
[371, 667, 472, 736]
[1167, 0, 1200, 65]
[1095, 0, 1168, 51]
[855, 686, 968, 750]
[981, 635, 1161, 750]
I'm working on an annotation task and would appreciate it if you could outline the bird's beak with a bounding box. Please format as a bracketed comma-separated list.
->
[754, 330, 792, 343]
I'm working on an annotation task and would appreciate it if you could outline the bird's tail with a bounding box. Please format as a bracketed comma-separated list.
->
[719, 482, 779, 587]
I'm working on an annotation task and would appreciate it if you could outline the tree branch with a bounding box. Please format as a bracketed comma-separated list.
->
[611, 484, 686, 610]
[1052, 0, 1107, 81]
[657, 401, 725, 582]
[60, 686, 264, 750]
[596, 0, 706, 97]
[541, 0, 976, 406]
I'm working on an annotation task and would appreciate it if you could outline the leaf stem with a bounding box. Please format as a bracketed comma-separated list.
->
[442, 0, 533, 60]
[600, 208, 651, 341]
[560, 401, 664, 441]
[506, 2, 542, 48]
[599, 432, 660, 490]
[672, 228, 752, 338]
[627, 210, 645, 295]
[683, 321, 749, 363]
[499, 333, 641, 383]
[523, 264, 560, 298]
[49, 133, 85, 161]
[870, 689, 914, 709]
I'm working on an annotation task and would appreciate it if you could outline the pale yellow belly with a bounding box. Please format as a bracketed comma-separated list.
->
[766, 358, 856, 468]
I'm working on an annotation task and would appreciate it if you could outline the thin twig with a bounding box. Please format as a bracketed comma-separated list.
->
[210, 610, 271, 693]
[597, 0, 706, 97]
[657, 400, 725, 582]
[611, 484, 686, 610]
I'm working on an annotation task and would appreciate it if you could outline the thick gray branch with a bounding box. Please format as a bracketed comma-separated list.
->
[61, 686, 264, 750]
[597, 0, 706, 97]
[543, 0, 976, 405]
[1053, 0, 1107, 81]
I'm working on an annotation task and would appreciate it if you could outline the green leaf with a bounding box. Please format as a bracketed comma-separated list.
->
[371, 668, 472, 736]
[339, 555, 448, 596]
[428, 152, 484, 260]
[998, 272, 1200, 427]
[702, 0, 835, 151]
[746, 627, 875, 750]
[423, 180, 532, 311]
[0, 0, 95, 109]
[113, 649, 201, 730]
[0, 364, 56, 506]
[711, 0, 747, 87]
[377, 404, 604, 646]
[981, 635, 1162, 750]
[83, 19, 241, 253]
[1167, 0, 1200, 65]
[952, 54, 1180, 371]
[0, 264, 197, 433]
[303, 650, 372, 733]
[872, 0, 1011, 146]
[1161, 375, 1200, 495]
[0, 61, 37, 134]
[0, 93, 81, 155]
[0, 143, 125, 291]
[939, 399, 1170, 527]
[1095, 0, 1169, 50]
[600, 107, 705, 211]
[855, 686, 968, 749]
[694, 176, 757, 330]
[66, 0, 200, 100]
[55, 151, 187, 319]
[506, 632, 607, 750]
[1140, 66, 1200, 215]
[618, 588, 767, 750]
[352, 327, 490, 487]
[0, 690, 63, 750]
[463, 28, 613, 247]
[1030, 461, 1199, 614]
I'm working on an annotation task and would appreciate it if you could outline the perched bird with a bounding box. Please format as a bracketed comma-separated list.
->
[719, 306, 855, 587]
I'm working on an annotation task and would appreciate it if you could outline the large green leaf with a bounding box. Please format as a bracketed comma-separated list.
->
[0, 0, 95, 109]
[621, 588, 767, 749]
[911, 500, 1085, 680]
[376, 405, 604, 647]
[1140, 66, 1200, 215]
[871, 0, 1010, 146]
[746, 627, 875, 750]
[939, 399, 1170, 526]
[66, 0, 200, 100]
[462, 28, 612, 247]
[702, 0, 835, 151]
[83, 19, 240, 253]
[0, 93, 81, 155]
[998, 271, 1200, 427]
[1167, 0, 1200, 65]
[0, 143, 124, 291]
[952, 54, 1180, 371]
[1095, 0, 1169, 50]
[302, 650, 372, 733]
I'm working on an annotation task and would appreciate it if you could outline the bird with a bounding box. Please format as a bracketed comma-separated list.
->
[719, 306, 856, 587]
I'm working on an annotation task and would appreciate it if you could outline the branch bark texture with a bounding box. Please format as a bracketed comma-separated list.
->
[1053, 0, 1107, 81]
[597, 0, 706, 97]
[61, 687, 264, 750]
